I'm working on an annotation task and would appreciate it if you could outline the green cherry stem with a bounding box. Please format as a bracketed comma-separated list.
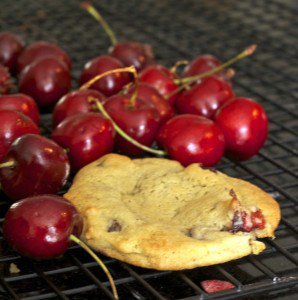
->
[81, 1, 118, 46]
[89, 97, 167, 157]
[0, 161, 15, 168]
[70, 234, 119, 300]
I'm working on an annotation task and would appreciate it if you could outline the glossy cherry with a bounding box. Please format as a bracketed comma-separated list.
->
[0, 110, 40, 162]
[79, 55, 130, 97]
[110, 42, 154, 72]
[0, 93, 40, 125]
[175, 76, 235, 119]
[104, 94, 160, 156]
[215, 97, 268, 160]
[16, 41, 71, 73]
[0, 32, 25, 74]
[19, 57, 71, 108]
[0, 64, 10, 94]
[0, 134, 70, 200]
[156, 114, 225, 167]
[127, 83, 175, 125]
[139, 64, 179, 107]
[52, 112, 115, 172]
[52, 89, 106, 128]
[3, 195, 83, 259]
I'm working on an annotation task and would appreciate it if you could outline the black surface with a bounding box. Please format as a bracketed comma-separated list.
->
[0, 0, 298, 299]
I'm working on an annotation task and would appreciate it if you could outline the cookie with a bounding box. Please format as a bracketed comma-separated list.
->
[65, 154, 280, 270]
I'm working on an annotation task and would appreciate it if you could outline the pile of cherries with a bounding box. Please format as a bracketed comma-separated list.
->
[0, 4, 268, 296]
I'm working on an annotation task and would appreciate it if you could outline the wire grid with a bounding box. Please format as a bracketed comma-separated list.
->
[0, 0, 297, 299]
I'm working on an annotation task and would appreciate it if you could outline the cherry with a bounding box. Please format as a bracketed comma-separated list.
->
[3, 195, 83, 259]
[139, 64, 179, 107]
[127, 83, 175, 125]
[0, 110, 40, 162]
[156, 114, 225, 167]
[0, 93, 40, 125]
[19, 57, 71, 108]
[104, 94, 160, 156]
[109, 42, 154, 72]
[0, 32, 25, 74]
[79, 55, 130, 97]
[0, 134, 70, 200]
[16, 41, 71, 73]
[52, 112, 115, 172]
[52, 89, 106, 128]
[215, 97, 268, 160]
[0, 64, 11, 94]
[175, 76, 235, 119]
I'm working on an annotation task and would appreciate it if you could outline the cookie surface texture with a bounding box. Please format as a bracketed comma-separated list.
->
[65, 154, 280, 270]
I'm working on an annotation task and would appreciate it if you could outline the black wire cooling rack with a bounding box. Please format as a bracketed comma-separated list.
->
[0, 0, 297, 299]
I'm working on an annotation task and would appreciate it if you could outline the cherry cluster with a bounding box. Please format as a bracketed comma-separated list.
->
[0, 4, 268, 292]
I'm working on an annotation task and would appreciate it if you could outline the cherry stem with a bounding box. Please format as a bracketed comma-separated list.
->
[170, 60, 189, 74]
[81, 1, 118, 46]
[0, 161, 15, 169]
[166, 45, 257, 99]
[70, 234, 119, 300]
[89, 97, 167, 156]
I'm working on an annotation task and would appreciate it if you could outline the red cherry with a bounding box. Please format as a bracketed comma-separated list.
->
[215, 97, 268, 160]
[0, 110, 40, 162]
[139, 64, 179, 107]
[0, 134, 70, 200]
[175, 76, 235, 119]
[104, 94, 160, 156]
[52, 112, 115, 172]
[0, 93, 40, 125]
[16, 41, 71, 73]
[0, 64, 11, 94]
[19, 57, 71, 108]
[79, 55, 130, 97]
[109, 42, 154, 72]
[52, 89, 106, 128]
[0, 32, 25, 74]
[3, 195, 82, 259]
[156, 114, 225, 167]
[127, 83, 175, 125]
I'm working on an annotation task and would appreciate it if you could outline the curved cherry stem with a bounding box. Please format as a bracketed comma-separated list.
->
[81, 1, 118, 46]
[70, 234, 119, 300]
[0, 161, 15, 168]
[166, 45, 257, 99]
[89, 98, 167, 157]
[170, 60, 189, 74]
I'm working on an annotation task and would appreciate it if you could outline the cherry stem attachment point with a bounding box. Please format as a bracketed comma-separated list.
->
[89, 97, 167, 157]
[81, 1, 118, 46]
[70, 234, 119, 300]
[0, 161, 15, 169]
[167, 45, 257, 100]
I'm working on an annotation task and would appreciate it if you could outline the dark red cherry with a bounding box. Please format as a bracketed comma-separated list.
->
[175, 76, 235, 119]
[139, 64, 179, 107]
[156, 114, 225, 167]
[0, 93, 40, 125]
[0, 110, 40, 162]
[79, 55, 130, 97]
[0, 64, 11, 94]
[3, 195, 82, 259]
[19, 57, 71, 108]
[52, 89, 106, 128]
[104, 94, 160, 156]
[215, 97, 268, 160]
[52, 112, 115, 172]
[0, 32, 25, 74]
[16, 41, 71, 73]
[109, 41, 154, 72]
[0, 134, 70, 200]
[127, 83, 175, 125]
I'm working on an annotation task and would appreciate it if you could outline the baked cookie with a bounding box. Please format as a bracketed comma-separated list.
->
[65, 154, 280, 270]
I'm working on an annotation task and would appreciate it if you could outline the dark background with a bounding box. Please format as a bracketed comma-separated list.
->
[0, 0, 297, 299]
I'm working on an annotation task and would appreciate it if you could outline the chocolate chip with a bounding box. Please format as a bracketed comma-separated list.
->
[229, 189, 237, 198]
[108, 220, 122, 232]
